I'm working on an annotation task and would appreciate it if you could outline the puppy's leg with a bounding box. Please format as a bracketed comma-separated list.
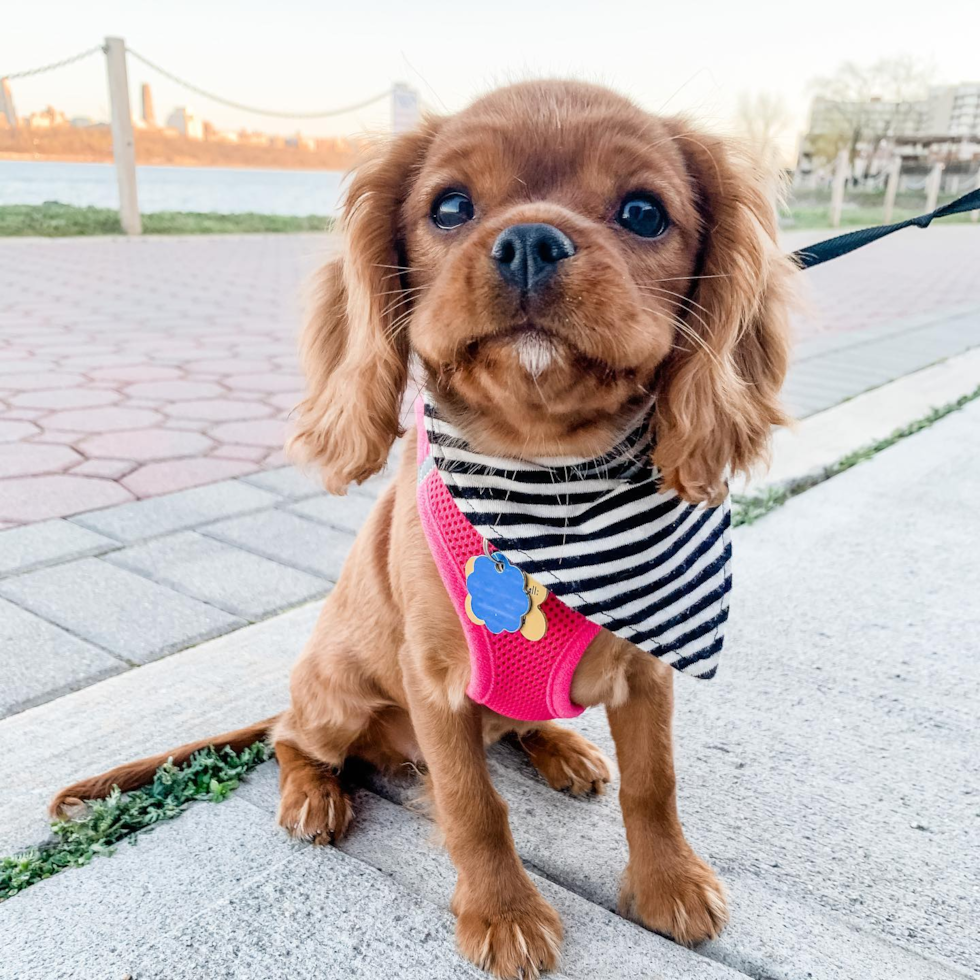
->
[607, 659, 728, 945]
[514, 722, 612, 797]
[405, 674, 563, 979]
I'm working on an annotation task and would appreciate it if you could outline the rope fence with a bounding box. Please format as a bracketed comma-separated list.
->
[1, 36, 414, 235]
[4, 44, 392, 119]
[4, 45, 104, 80]
[126, 47, 392, 119]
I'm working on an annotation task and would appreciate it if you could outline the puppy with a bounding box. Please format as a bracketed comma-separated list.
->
[53, 80, 793, 978]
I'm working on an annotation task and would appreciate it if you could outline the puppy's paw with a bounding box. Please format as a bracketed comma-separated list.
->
[620, 848, 728, 946]
[520, 726, 612, 797]
[454, 888, 563, 978]
[276, 770, 353, 844]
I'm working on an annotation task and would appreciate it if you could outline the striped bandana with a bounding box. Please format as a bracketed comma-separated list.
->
[421, 393, 732, 680]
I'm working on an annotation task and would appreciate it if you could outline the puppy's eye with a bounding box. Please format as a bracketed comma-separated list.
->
[431, 191, 475, 230]
[617, 195, 669, 238]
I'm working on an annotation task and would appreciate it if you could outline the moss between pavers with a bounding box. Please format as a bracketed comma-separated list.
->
[0, 741, 269, 900]
[732, 382, 980, 527]
[0, 203, 334, 236]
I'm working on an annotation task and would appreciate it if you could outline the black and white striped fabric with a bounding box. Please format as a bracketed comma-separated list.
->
[422, 393, 732, 680]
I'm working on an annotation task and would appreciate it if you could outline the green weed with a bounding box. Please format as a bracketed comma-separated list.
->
[0, 740, 270, 901]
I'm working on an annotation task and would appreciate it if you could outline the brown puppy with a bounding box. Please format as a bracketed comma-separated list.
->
[53, 81, 793, 978]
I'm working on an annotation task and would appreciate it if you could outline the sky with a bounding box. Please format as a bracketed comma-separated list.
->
[4, 0, 978, 157]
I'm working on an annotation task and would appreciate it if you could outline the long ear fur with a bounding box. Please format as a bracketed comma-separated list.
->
[653, 127, 794, 505]
[288, 121, 440, 493]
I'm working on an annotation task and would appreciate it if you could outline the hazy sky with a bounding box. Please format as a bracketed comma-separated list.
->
[4, 0, 978, 150]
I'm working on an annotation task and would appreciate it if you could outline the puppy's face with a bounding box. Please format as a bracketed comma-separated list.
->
[403, 87, 701, 457]
[292, 81, 793, 504]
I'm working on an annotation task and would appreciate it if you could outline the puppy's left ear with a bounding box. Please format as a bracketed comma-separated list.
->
[653, 126, 795, 505]
[289, 119, 441, 493]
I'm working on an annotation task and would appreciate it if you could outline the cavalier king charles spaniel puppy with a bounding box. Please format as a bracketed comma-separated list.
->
[54, 80, 793, 978]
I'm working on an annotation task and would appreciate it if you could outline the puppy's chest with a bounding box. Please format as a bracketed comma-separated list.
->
[416, 395, 733, 722]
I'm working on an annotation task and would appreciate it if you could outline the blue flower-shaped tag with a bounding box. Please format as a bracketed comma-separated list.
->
[464, 552, 531, 635]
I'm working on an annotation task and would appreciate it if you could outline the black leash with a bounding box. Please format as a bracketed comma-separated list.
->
[790, 187, 980, 271]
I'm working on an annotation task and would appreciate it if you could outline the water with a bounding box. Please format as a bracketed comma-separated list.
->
[0, 160, 346, 216]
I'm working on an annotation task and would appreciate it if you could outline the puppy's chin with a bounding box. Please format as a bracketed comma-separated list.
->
[513, 330, 557, 380]
[427, 332, 654, 460]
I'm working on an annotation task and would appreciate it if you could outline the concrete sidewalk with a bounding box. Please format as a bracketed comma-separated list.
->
[1, 400, 977, 979]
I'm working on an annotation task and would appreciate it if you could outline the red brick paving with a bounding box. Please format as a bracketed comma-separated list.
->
[1, 227, 978, 526]
[0, 233, 335, 524]
[781, 225, 980, 337]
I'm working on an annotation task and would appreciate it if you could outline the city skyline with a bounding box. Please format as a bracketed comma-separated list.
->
[4, 0, 978, 152]
[0, 83, 358, 154]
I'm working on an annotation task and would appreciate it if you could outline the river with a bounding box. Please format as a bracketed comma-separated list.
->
[0, 160, 346, 216]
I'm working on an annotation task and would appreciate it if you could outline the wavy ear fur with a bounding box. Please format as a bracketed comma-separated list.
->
[288, 121, 440, 493]
[653, 127, 794, 505]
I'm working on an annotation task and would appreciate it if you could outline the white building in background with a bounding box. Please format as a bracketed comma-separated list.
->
[392, 83, 420, 134]
[799, 80, 980, 179]
[165, 106, 204, 140]
[925, 83, 980, 138]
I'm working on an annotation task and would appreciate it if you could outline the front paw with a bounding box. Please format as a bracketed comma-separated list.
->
[276, 770, 353, 844]
[454, 885, 563, 978]
[619, 847, 728, 945]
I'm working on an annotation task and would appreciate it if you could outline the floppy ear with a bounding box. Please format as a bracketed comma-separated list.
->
[653, 127, 794, 505]
[288, 120, 441, 493]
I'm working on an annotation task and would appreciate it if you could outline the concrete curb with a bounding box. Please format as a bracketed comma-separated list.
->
[737, 345, 980, 497]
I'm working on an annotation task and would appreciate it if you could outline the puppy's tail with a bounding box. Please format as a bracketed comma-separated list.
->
[48, 715, 280, 818]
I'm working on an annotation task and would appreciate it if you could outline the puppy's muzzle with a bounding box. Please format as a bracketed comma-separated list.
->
[491, 223, 576, 293]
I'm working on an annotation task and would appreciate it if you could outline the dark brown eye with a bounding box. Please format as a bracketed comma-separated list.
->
[617, 194, 669, 238]
[432, 191, 475, 229]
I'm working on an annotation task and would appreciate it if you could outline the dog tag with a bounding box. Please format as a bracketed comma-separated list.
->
[464, 551, 549, 641]
[464, 551, 530, 634]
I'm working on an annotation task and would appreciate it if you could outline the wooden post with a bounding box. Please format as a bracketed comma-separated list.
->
[829, 149, 848, 229]
[883, 157, 901, 223]
[925, 161, 944, 213]
[104, 37, 141, 235]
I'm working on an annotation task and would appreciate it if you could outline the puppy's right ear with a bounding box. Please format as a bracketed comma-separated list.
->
[289, 121, 441, 493]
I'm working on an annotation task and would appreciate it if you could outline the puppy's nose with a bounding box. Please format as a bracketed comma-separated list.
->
[491, 223, 576, 293]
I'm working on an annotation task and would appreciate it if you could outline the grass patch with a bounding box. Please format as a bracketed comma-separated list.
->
[733, 383, 980, 527]
[0, 202, 334, 236]
[784, 206, 978, 230]
[784, 195, 978, 230]
[0, 740, 270, 901]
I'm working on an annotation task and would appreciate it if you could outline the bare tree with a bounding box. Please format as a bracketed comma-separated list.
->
[807, 56, 933, 166]
[734, 91, 793, 170]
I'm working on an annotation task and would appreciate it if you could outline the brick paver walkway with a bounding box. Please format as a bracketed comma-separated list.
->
[1, 227, 978, 526]
[781, 225, 980, 337]
[0, 234, 335, 526]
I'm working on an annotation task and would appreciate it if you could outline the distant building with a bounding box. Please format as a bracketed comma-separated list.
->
[799, 81, 980, 177]
[286, 132, 316, 151]
[70, 116, 97, 128]
[237, 129, 271, 147]
[924, 82, 980, 138]
[141, 83, 156, 128]
[165, 106, 204, 140]
[26, 105, 68, 129]
[392, 82, 420, 133]
[0, 78, 16, 131]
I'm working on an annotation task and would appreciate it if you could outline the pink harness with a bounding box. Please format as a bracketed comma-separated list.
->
[415, 400, 600, 721]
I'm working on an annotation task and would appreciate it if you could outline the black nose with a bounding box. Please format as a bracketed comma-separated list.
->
[491, 223, 576, 292]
